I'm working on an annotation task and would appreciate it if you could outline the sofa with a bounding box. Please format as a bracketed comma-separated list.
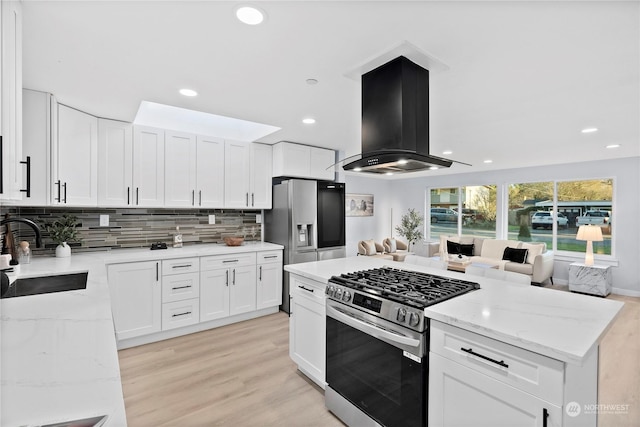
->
[357, 240, 393, 260]
[430, 235, 554, 285]
[382, 238, 409, 262]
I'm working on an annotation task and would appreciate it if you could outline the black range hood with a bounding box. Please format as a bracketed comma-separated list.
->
[343, 56, 453, 174]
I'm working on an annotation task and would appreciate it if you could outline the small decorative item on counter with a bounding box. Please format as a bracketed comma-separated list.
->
[223, 236, 244, 246]
[18, 241, 31, 264]
[42, 214, 81, 258]
[173, 226, 183, 248]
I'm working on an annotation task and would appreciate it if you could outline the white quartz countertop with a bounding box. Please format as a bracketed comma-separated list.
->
[1, 242, 283, 427]
[285, 257, 624, 365]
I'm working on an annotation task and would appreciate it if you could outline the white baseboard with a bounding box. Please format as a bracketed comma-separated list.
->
[611, 287, 640, 298]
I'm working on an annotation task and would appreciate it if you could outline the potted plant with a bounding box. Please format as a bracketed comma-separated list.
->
[43, 214, 81, 257]
[395, 208, 424, 252]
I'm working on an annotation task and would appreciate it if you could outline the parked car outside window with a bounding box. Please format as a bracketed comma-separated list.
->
[430, 208, 459, 223]
[531, 211, 569, 229]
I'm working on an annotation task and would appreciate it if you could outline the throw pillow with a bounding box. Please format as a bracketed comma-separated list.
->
[363, 239, 377, 256]
[520, 242, 544, 264]
[388, 238, 397, 253]
[502, 247, 529, 264]
[459, 243, 475, 256]
[447, 240, 461, 254]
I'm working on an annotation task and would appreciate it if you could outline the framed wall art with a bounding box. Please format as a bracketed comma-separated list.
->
[346, 193, 374, 217]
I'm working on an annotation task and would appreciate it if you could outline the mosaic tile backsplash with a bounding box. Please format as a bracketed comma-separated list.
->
[1, 207, 262, 256]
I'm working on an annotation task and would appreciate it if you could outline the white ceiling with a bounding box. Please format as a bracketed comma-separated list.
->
[21, 1, 640, 178]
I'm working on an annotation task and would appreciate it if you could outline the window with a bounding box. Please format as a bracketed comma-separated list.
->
[507, 179, 613, 256]
[428, 185, 497, 239]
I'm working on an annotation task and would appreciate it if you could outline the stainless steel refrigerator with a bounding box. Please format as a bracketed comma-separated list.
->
[265, 179, 346, 313]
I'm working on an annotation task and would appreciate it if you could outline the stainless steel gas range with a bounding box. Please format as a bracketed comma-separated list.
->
[325, 267, 480, 427]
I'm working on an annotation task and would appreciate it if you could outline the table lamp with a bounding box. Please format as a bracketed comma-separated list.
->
[576, 225, 603, 266]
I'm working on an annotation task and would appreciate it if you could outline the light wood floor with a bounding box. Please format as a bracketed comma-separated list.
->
[119, 291, 640, 427]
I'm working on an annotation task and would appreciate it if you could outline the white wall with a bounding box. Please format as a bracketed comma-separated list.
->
[346, 157, 640, 295]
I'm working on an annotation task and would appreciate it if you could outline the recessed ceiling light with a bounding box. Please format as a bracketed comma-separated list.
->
[483, 159, 493, 164]
[581, 127, 598, 133]
[397, 159, 408, 165]
[353, 168, 362, 172]
[386, 172, 394, 176]
[302, 118, 316, 124]
[235, 5, 265, 25]
[429, 166, 439, 170]
[442, 150, 453, 155]
[606, 144, 620, 149]
[179, 88, 198, 97]
[306, 79, 318, 85]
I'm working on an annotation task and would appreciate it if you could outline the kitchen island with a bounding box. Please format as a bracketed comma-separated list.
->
[1, 242, 282, 427]
[285, 256, 624, 427]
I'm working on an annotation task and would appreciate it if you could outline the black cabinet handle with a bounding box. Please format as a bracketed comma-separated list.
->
[127, 187, 130, 205]
[264, 255, 278, 259]
[55, 180, 61, 202]
[543, 408, 549, 427]
[223, 259, 239, 264]
[171, 264, 192, 269]
[172, 311, 192, 318]
[460, 347, 509, 369]
[62, 182, 67, 203]
[199, 190, 202, 206]
[156, 262, 159, 282]
[298, 285, 314, 293]
[19, 156, 31, 197]
[259, 265, 262, 281]
[136, 187, 139, 205]
[225, 270, 229, 286]
[245, 192, 249, 207]
[172, 285, 192, 290]
[192, 189, 195, 206]
[232, 268, 236, 285]
[251, 193, 254, 206]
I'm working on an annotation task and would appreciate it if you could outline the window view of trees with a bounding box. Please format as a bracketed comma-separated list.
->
[507, 179, 612, 255]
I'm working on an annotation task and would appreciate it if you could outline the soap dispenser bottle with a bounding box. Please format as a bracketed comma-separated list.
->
[173, 226, 183, 248]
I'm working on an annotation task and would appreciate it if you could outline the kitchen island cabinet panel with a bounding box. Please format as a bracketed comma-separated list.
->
[107, 260, 161, 340]
[97, 118, 133, 206]
[53, 104, 98, 206]
[133, 125, 165, 207]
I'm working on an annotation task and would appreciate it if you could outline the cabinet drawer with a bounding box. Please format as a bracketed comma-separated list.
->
[162, 298, 200, 330]
[257, 250, 282, 264]
[162, 257, 200, 275]
[290, 274, 325, 304]
[201, 253, 256, 270]
[430, 321, 564, 405]
[162, 272, 200, 303]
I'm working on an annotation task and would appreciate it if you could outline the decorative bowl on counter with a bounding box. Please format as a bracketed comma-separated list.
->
[223, 236, 244, 246]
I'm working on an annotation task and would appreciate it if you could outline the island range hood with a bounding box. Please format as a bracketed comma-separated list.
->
[343, 55, 454, 174]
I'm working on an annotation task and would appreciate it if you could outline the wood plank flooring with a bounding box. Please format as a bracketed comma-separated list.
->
[119, 291, 640, 427]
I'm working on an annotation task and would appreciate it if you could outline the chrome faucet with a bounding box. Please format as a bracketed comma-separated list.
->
[1, 217, 43, 248]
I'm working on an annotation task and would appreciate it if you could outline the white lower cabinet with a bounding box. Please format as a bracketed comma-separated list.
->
[161, 257, 200, 330]
[429, 320, 598, 427]
[107, 261, 161, 340]
[289, 274, 326, 388]
[200, 252, 257, 322]
[256, 250, 283, 309]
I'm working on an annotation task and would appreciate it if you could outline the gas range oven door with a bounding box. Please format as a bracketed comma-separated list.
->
[325, 300, 427, 427]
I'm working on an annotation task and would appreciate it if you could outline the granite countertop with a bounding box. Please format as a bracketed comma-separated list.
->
[1, 242, 283, 427]
[285, 257, 624, 366]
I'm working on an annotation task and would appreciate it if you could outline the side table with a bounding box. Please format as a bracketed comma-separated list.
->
[568, 262, 612, 297]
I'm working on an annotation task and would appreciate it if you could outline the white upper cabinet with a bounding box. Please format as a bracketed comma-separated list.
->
[15, 89, 52, 206]
[250, 143, 272, 209]
[272, 141, 335, 181]
[196, 135, 224, 208]
[224, 139, 251, 208]
[164, 130, 196, 208]
[52, 104, 98, 206]
[98, 119, 133, 207]
[132, 125, 165, 207]
[0, 0, 23, 201]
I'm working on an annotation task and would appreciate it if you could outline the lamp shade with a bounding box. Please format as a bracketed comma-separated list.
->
[576, 225, 604, 242]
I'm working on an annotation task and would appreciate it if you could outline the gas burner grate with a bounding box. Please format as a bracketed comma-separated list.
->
[330, 267, 479, 308]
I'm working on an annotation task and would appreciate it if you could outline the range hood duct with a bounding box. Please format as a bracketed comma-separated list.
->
[343, 56, 453, 174]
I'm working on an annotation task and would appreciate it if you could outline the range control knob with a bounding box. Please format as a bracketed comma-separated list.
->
[397, 307, 407, 323]
[326, 285, 335, 297]
[408, 312, 421, 327]
[335, 288, 343, 300]
[342, 290, 351, 302]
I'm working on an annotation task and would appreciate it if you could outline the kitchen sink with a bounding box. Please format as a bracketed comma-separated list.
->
[0, 272, 88, 299]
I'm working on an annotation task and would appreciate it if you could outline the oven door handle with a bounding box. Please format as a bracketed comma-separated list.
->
[326, 304, 421, 348]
